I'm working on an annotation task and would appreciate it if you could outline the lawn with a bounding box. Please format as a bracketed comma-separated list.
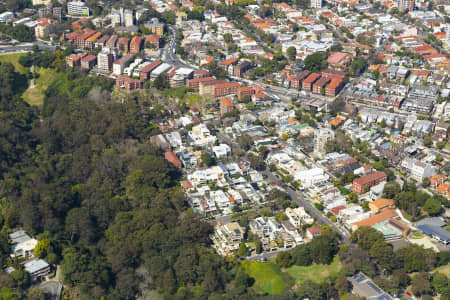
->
[433, 262, 450, 278]
[411, 232, 424, 239]
[0, 53, 27, 74]
[285, 255, 342, 284]
[444, 225, 450, 232]
[241, 261, 292, 295]
[22, 67, 59, 106]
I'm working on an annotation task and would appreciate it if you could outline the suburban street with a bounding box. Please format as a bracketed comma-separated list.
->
[0, 40, 56, 54]
[216, 131, 352, 246]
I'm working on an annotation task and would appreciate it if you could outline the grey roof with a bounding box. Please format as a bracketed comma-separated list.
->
[9, 230, 31, 244]
[24, 259, 49, 274]
[415, 218, 450, 243]
[415, 217, 446, 228]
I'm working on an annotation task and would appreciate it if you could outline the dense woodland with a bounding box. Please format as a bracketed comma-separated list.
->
[0, 61, 255, 299]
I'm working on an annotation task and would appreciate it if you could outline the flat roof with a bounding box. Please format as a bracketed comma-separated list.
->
[176, 67, 194, 75]
[24, 259, 49, 274]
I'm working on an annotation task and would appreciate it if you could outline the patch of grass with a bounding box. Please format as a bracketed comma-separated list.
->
[0, 53, 27, 74]
[411, 232, 424, 239]
[22, 67, 59, 106]
[433, 262, 450, 278]
[241, 261, 293, 295]
[444, 225, 450, 232]
[285, 255, 342, 284]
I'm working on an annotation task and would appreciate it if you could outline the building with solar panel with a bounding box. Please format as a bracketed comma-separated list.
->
[349, 273, 394, 300]
[415, 218, 450, 245]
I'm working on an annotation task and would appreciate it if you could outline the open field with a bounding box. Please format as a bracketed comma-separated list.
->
[241, 261, 292, 295]
[285, 255, 342, 284]
[242, 256, 342, 295]
[0, 53, 27, 74]
[22, 67, 58, 106]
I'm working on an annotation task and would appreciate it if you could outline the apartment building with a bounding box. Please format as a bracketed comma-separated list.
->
[144, 18, 164, 36]
[67, 1, 90, 16]
[113, 55, 132, 75]
[326, 79, 344, 97]
[401, 158, 437, 182]
[352, 171, 387, 194]
[130, 36, 142, 55]
[139, 60, 161, 80]
[187, 77, 216, 89]
[220, 98, 235, 116]
[302, 73, 321, 91]
[212, 222, 245, 256]
[80, 54, 97, 70]
[97, 51, 113, 73]
[117, 37, 130, 53]
[312, 77, 331, 94]
[313, 128, 335, 158]
[214, 82, 240, 98]
[115, 76, 143, 91]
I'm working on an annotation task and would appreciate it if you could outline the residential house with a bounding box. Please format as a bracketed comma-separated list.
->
[306, 226, 322, 239]
[24, 259, 50, 281]
[369, 198, 395, 213]
[9, 231, 37, 258]
[212, 222, 245, 256]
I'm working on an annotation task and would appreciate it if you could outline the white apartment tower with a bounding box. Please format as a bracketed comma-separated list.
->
[313, 128, 335, 158]
[97, 51, 113, 73]
[311, 0, 322, 8]
[67, 1, 90, 16]
[124, 9, 134, 27]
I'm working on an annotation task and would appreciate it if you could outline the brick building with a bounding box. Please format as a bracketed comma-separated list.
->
[291, 70, 311, 89]
[187, 77, 216, 89]
[312, 77, 331, 94]
[233, 61, 251, 77]
[117, 37, 130, 53]
[237, 86, 254, 100]
[66, 53, 86, 68]
[352, 171, 387, 194]
[139, 60, 161, 80]
[220, 98, 235, 116]
[214, 82, 240, 98]
[325, 79, 344, 97]
[302, 73, 321, 91]
[115, 76, 143, 92]
[80, 54, 97, 70]
[130, 36, 143, 55]
[145, 34, 160, 49]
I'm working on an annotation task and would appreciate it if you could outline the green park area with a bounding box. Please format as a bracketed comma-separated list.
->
[242, 255, 342, 295]
[0, 53, 57, 106]
[0, 53, 27, 74]
[241, 261, 292, 295]
[22, 67, 59, 106]
[285, 255, 342, 284]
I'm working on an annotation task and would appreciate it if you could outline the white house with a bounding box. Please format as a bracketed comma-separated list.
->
[213, 144, 231, 158]
[285, 207, 314, 227]
[295, 168, 329, 188]
[9, 231, 37, 258]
